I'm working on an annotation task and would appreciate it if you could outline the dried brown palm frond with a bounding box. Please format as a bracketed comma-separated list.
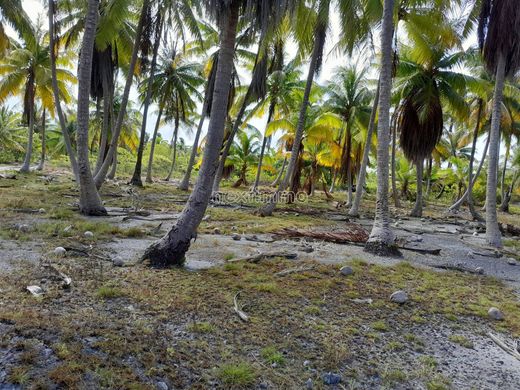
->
[398, 87, 443, 164]
[478, 0, 520, 77]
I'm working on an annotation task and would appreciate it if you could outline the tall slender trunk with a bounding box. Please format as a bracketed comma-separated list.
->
[48, 0, 78, 179]
[410, 159, 423, 217]
[94, 0, 149, 189]
[365, 0, 399, 256]
[349, 80, 380, 216]
[252, 102, 275, 192]
[37, 109, 46, 171]
[94, 78, 112, 176]
[145, 103, 164, 183]
[179, 97, 209, 190]
[345, 126, 353, 207]
[212, 81, 253, 193]
[130, 18, 163, 186]
[76, 0, 106, 215]
[107, 149, 117, 179]
[425, 156, 432, 197]
[485, 53, 505, 247]
[271, 156, 287, 187]
[391, 111, 400, 207]
[500, 137, 510, 203]
[500, 172, 518, 212]
[165, 114, 179, 181]
[259, 0, 329, 216]
[329, 169, 337, 193]
[143, 3, 239, 266]
[20, 75, 35, 173]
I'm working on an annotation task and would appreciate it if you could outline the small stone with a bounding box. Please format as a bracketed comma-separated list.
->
[301, 246, 314, 253]
[322, 372, 341, 385]
[488, 307, 504, 321]
[231, 225, 238, 231]
[393, 222, 400, 227]
[305, 378, 313, 389]
[202, 214, 211, 221]
[63, 225, 73, 233]
[26, 285, 44, 296]
[112, 256, 124, 267]
[84, 231, 94, 238]
[17, 224, 30, 233]
[390, 290, 408, 304]
[507, 258, 517, 266]
[54, 247, 66, 256]
[472, 232, 478, 237]
[213, 228, 220, 234]
[271, 362, 278, 368]
[475, 267, 484, 274]
[156, 382, 168, 390]
[231, 233, 241, 241]
[38, 208, 46, 213]
[303, 360, 311, 367]
[420, 218, 426, 222]
[295, 213, 300, 216]
[340, 266, 354, 276]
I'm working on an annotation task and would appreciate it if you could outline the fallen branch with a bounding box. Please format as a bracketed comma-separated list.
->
[275, 266, 314, 277]
[488, 332, 520, 361]
[400, 246, 441, 255]
[244, 235, 277, 243]
[228, 251, 298, 263]
[275, 226, 369, 244]
[432, 263, 483, 275]
[233, 292, 249, 322]
[500, 224, 520, 237]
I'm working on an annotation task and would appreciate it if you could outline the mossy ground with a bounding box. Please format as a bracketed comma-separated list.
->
[1, 169, 520, 388]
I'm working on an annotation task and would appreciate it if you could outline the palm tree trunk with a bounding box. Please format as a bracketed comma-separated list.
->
[165, 115, 179, 181]
[500, 172, 518, 212]
[485, 53, 505, 247]
[145, 103, 164, 183]
[329, 169, 337, 193]
[107, 149, 117, 179]
[271, 156, 287, 187]
[76, 0, 106, 215]
[94, 0, 149, 189]
[130, 18, 163, 186]
[391, 111, 400, 208]
[500, 136, 510, 203]
[410, 159, 423, 217]
[252, 102, 275, 192]
[425, 156, 432, 197]
[48, 0, 78, 179]
[345, 127, 353, 207]
[143, 3, 239, 266]
[259, 0, 328, 216]
[349, 80, 379, 216]
[94, 87, 110, 176]
[178, 96, 209, 190]
[365, 0, 399, 256]
[20, 76, 35, 173]
[37, 109, 46, 171]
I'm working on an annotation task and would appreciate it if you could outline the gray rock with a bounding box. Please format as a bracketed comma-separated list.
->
[488, 307, 504, 321]
[54, 246, 66, 256]
[390, 290, 408, 304]
[84, 231, 94, 238]
[507, 258, 517, 266]
[306, 378, 313, 389]
[231, 233, 241, 241]
[156, 382, 168, 390]
[38, 208, 46, 213]
[26, 285, 44, 296]
[231, 225, 238, 231]
[340, 266, 354, 276]
[475, 267, 484, 274]
[303, 360, 311, 367]
[112, 256, 124, 267]
[213, 228, 221, 234]
[17, 224, 30, 233]
[322, 372, 341, 385]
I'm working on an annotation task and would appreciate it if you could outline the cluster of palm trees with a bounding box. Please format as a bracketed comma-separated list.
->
[0, 0, 519, 265]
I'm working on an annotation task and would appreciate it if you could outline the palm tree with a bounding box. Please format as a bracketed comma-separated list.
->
[76, 0, 106, 215]
[0, 107, 24, 155]
[364, 0, 399, 256]
[0, 24, 75, 173]
[227, 128, 260, 187]
[143, 0, 289, 266]
[478, 0, 520, 247]
[0, 0, 33, 55]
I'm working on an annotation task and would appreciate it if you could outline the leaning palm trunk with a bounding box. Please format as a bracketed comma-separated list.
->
[410, 160, 423, 217]
[107, 150, 117, 180]
[145, 103, 164, 183]
[252, 103, 275, 192]
[165, 117, 179, 181]
[259, 11, 325, 215]
[179, 97, 209, 190]
[94, 0, 148, 189]
[271, 156, 287, 187]
[364, 0, 399, 256]
[37, 110, 46, 171]
[500, 172, 518, 212]
[142, 4, 239, 266]
[20, 78, 35, 173]
[485, 54, 505, 247]
[131, 18, 164, 186]
[48, 0, 78, 180]
[76, 0, 106, 215]
[500, 138, 510, 203]
[349, 80, 380, 216]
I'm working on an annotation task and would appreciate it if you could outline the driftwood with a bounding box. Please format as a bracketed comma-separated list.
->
[228, 251, 298, 263]
[244, 235, 277, 243]
[400, 246, 441, 255]
[432, 263, 483, 275]
[488, 332, 520, 361]
[0, 173, 17, 179]
[275, 266, 315, 277]
[233, 292, 249, 322]
[275, 226, 369, 244]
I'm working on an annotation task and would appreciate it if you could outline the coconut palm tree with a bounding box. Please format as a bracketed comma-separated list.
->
[75, 0, 106, 215]
[0, 107, 24, 155]
[0, 24, 75, 173]
[364, 0, 398, 256]
[478, 0, 520, 247]
[143, 0, 290, 266]
[227, 128, 260, 187]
